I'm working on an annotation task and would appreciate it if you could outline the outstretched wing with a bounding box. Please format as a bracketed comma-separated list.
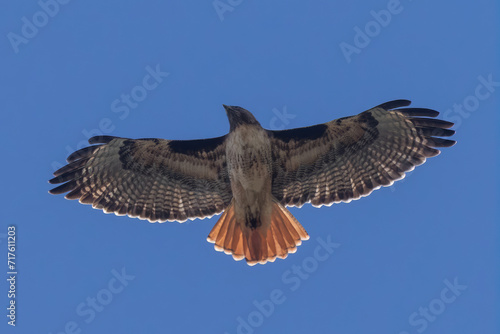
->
[269, 100, 456, 208]
[49, 135, 232, 222]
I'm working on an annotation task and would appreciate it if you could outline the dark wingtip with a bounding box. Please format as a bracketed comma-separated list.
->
[396, 108, 440, 117]
[53, 158, 89, 177]
[377, 99, 412, 110]
[419, 127, 455, 137]
[89, 135, 117, 145]
[49, 181, 77, 195]
[425, 137, 457, 148]
[67, 146, 99, 163]
[411, 118, 455, 129]
[48, 176, 62, 184]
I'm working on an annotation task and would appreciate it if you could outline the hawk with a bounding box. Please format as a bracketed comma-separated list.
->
[49, 100, 455, 265]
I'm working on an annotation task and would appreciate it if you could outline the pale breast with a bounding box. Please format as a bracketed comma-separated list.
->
[226, 125, 272, 193]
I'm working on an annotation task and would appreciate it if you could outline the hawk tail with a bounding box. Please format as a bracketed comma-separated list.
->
[207, 200, 309, 265]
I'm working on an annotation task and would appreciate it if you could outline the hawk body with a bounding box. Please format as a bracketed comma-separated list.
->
[50, 100, 455, 265]
[226, 121, 273, 230]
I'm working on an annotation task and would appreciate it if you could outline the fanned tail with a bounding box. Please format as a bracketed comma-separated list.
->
[207, 199, 309, 265]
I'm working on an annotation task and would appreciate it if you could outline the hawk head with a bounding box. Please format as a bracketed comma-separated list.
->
[223, 105, 261, 131]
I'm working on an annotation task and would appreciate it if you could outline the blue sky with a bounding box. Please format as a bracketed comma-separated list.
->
[1, 1, 498, 333]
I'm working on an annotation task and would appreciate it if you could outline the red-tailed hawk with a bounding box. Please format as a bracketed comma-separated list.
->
[49, 100, 455, 265]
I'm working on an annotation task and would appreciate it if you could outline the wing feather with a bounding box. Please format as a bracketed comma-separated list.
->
[49, 135, 232, 222]
[269, 100, 456, 208]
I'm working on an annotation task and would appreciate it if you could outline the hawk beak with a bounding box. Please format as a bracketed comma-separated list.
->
[223, 105, 234, 118]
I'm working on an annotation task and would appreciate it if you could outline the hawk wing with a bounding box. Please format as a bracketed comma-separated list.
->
[49, 135, 232, 222]
[268, 99, 456, 208]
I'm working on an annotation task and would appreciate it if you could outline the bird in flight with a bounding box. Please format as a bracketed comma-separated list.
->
[49, 100, 455, 265]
